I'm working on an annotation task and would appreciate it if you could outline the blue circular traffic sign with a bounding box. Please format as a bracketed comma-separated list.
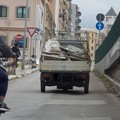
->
[96, 22, 104, 30]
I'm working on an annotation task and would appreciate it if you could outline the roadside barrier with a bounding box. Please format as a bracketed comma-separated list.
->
[3, 58, 31, 75]
[4, 58, 16, 75]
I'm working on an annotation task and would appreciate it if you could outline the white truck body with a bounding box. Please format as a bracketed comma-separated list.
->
[39, 39, 91, 93]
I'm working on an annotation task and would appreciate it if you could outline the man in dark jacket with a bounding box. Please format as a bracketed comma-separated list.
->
[11, 43, 21, 67]
[0, 36, 16, 112]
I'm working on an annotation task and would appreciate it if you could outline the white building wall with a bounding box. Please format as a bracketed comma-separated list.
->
[0, 0, 44, 63]
[55, 0, 60, 32]
[71, 4, 76, 36]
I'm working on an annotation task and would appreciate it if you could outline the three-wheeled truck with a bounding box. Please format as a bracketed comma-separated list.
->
[39, 39, 91, 93]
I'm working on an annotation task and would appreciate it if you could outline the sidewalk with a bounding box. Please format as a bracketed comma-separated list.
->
[105, 74, 120, 95]
[8, 65, 39, 80]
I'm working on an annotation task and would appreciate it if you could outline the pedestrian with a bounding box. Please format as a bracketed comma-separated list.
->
[11, 42, 21, 67]
[0, 36, 16, 112]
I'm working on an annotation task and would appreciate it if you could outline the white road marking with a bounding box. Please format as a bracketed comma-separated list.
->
[46, 100, 106, 105]
[59, 117, 112, 120]
[78, 117, 112, 120]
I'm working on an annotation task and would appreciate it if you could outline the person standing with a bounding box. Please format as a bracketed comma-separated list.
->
[11, 43, 21, 67]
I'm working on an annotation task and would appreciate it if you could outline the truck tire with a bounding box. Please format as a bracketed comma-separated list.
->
[41, 81, 45, 92]
[84, 74, 89, 94]
[40, 73, 45, 92]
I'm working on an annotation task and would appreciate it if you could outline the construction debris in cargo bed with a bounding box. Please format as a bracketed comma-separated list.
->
[42, 39, 90, 61]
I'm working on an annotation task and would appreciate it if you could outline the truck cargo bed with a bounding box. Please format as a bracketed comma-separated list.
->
[40, 60, 90, 72]
[40, 39, 90, 72]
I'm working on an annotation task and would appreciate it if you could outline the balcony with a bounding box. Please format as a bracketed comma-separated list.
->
[59, 13, 63, 18]
[77, 18, 81, 23]
[77, 11, 81, 16]
[68, 9, 71, 13]
[62, 9, 66, 15]
[47, 0, 52, 2]
[41, 0, 44, 5]
[68, 17, 71, 21]
[75, 33, 80, 36]
[76, 26, 81, 30]
[63, 1, 66, 5]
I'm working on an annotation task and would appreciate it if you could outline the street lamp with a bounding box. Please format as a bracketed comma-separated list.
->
[22, 0, 29, 70]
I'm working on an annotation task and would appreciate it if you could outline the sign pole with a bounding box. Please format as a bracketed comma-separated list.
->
[98, 30, 100, 47]
[96, 22, 104, 47]
[22, 0, 29, 70]
[98, 23, 101, 47]
[27, 28, 37, 68]
[34, 33, 37, 64]
[29, 37, 32, 68]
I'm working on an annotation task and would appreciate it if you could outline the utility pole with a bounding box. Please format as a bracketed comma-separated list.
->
[22, 0, 29, 70]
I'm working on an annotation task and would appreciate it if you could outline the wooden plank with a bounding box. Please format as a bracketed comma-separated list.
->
[42, 53, 66, 60]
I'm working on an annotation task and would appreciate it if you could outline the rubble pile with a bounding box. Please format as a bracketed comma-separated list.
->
[42, 39, 90, 61]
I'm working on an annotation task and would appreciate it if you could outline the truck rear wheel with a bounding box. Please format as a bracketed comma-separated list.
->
[41, 81, 45, 92]
[84, 74, 89, 94]
[84, 82, 89, 94]
[40, 73, 45, 92]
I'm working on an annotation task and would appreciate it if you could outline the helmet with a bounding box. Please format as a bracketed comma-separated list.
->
[0, 36, 6, 43]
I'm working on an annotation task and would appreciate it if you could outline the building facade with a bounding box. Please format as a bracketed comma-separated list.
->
[80, 28, 97, 70]
[55, 0, 71, 35]
[0, 0, 72, 65]
[71, 4, 81, 37]
[104, 7, 117, 36]
[41, 0, 56, 39]
[0, 0, 44, 61]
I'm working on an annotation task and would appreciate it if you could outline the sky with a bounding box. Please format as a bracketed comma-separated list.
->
[72, 0, 120, 28]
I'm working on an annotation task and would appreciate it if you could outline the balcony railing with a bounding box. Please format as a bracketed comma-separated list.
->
[76, 26, 81, 30]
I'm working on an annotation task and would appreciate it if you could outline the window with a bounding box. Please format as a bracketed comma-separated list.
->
[92, 33, 94, 37]
[41, 11, 43, 24]
[0, 6, 7, 17]
[16, 7, 29, 18]
[91, 53, 93, 57]
[106, 17, 111, 22]
[91, 46, 93, 50]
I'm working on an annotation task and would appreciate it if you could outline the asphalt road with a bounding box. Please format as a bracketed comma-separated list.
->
[1, 71, 120, 120]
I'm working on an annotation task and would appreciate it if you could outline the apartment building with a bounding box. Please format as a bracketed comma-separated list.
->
[41, 0, 56, 39]
[71, 4, 81, 37]
[88, 30, 97, 70]
[80, 28, 97, 70]
[0, 0, 72, 64]
[55, 0, 71, 35]
[0, 0, 43, 61]
[104, 7, 117, 36]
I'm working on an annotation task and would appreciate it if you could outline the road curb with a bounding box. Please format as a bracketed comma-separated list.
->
[8, 68, 39, 80]
[105, 75, 120, 95]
